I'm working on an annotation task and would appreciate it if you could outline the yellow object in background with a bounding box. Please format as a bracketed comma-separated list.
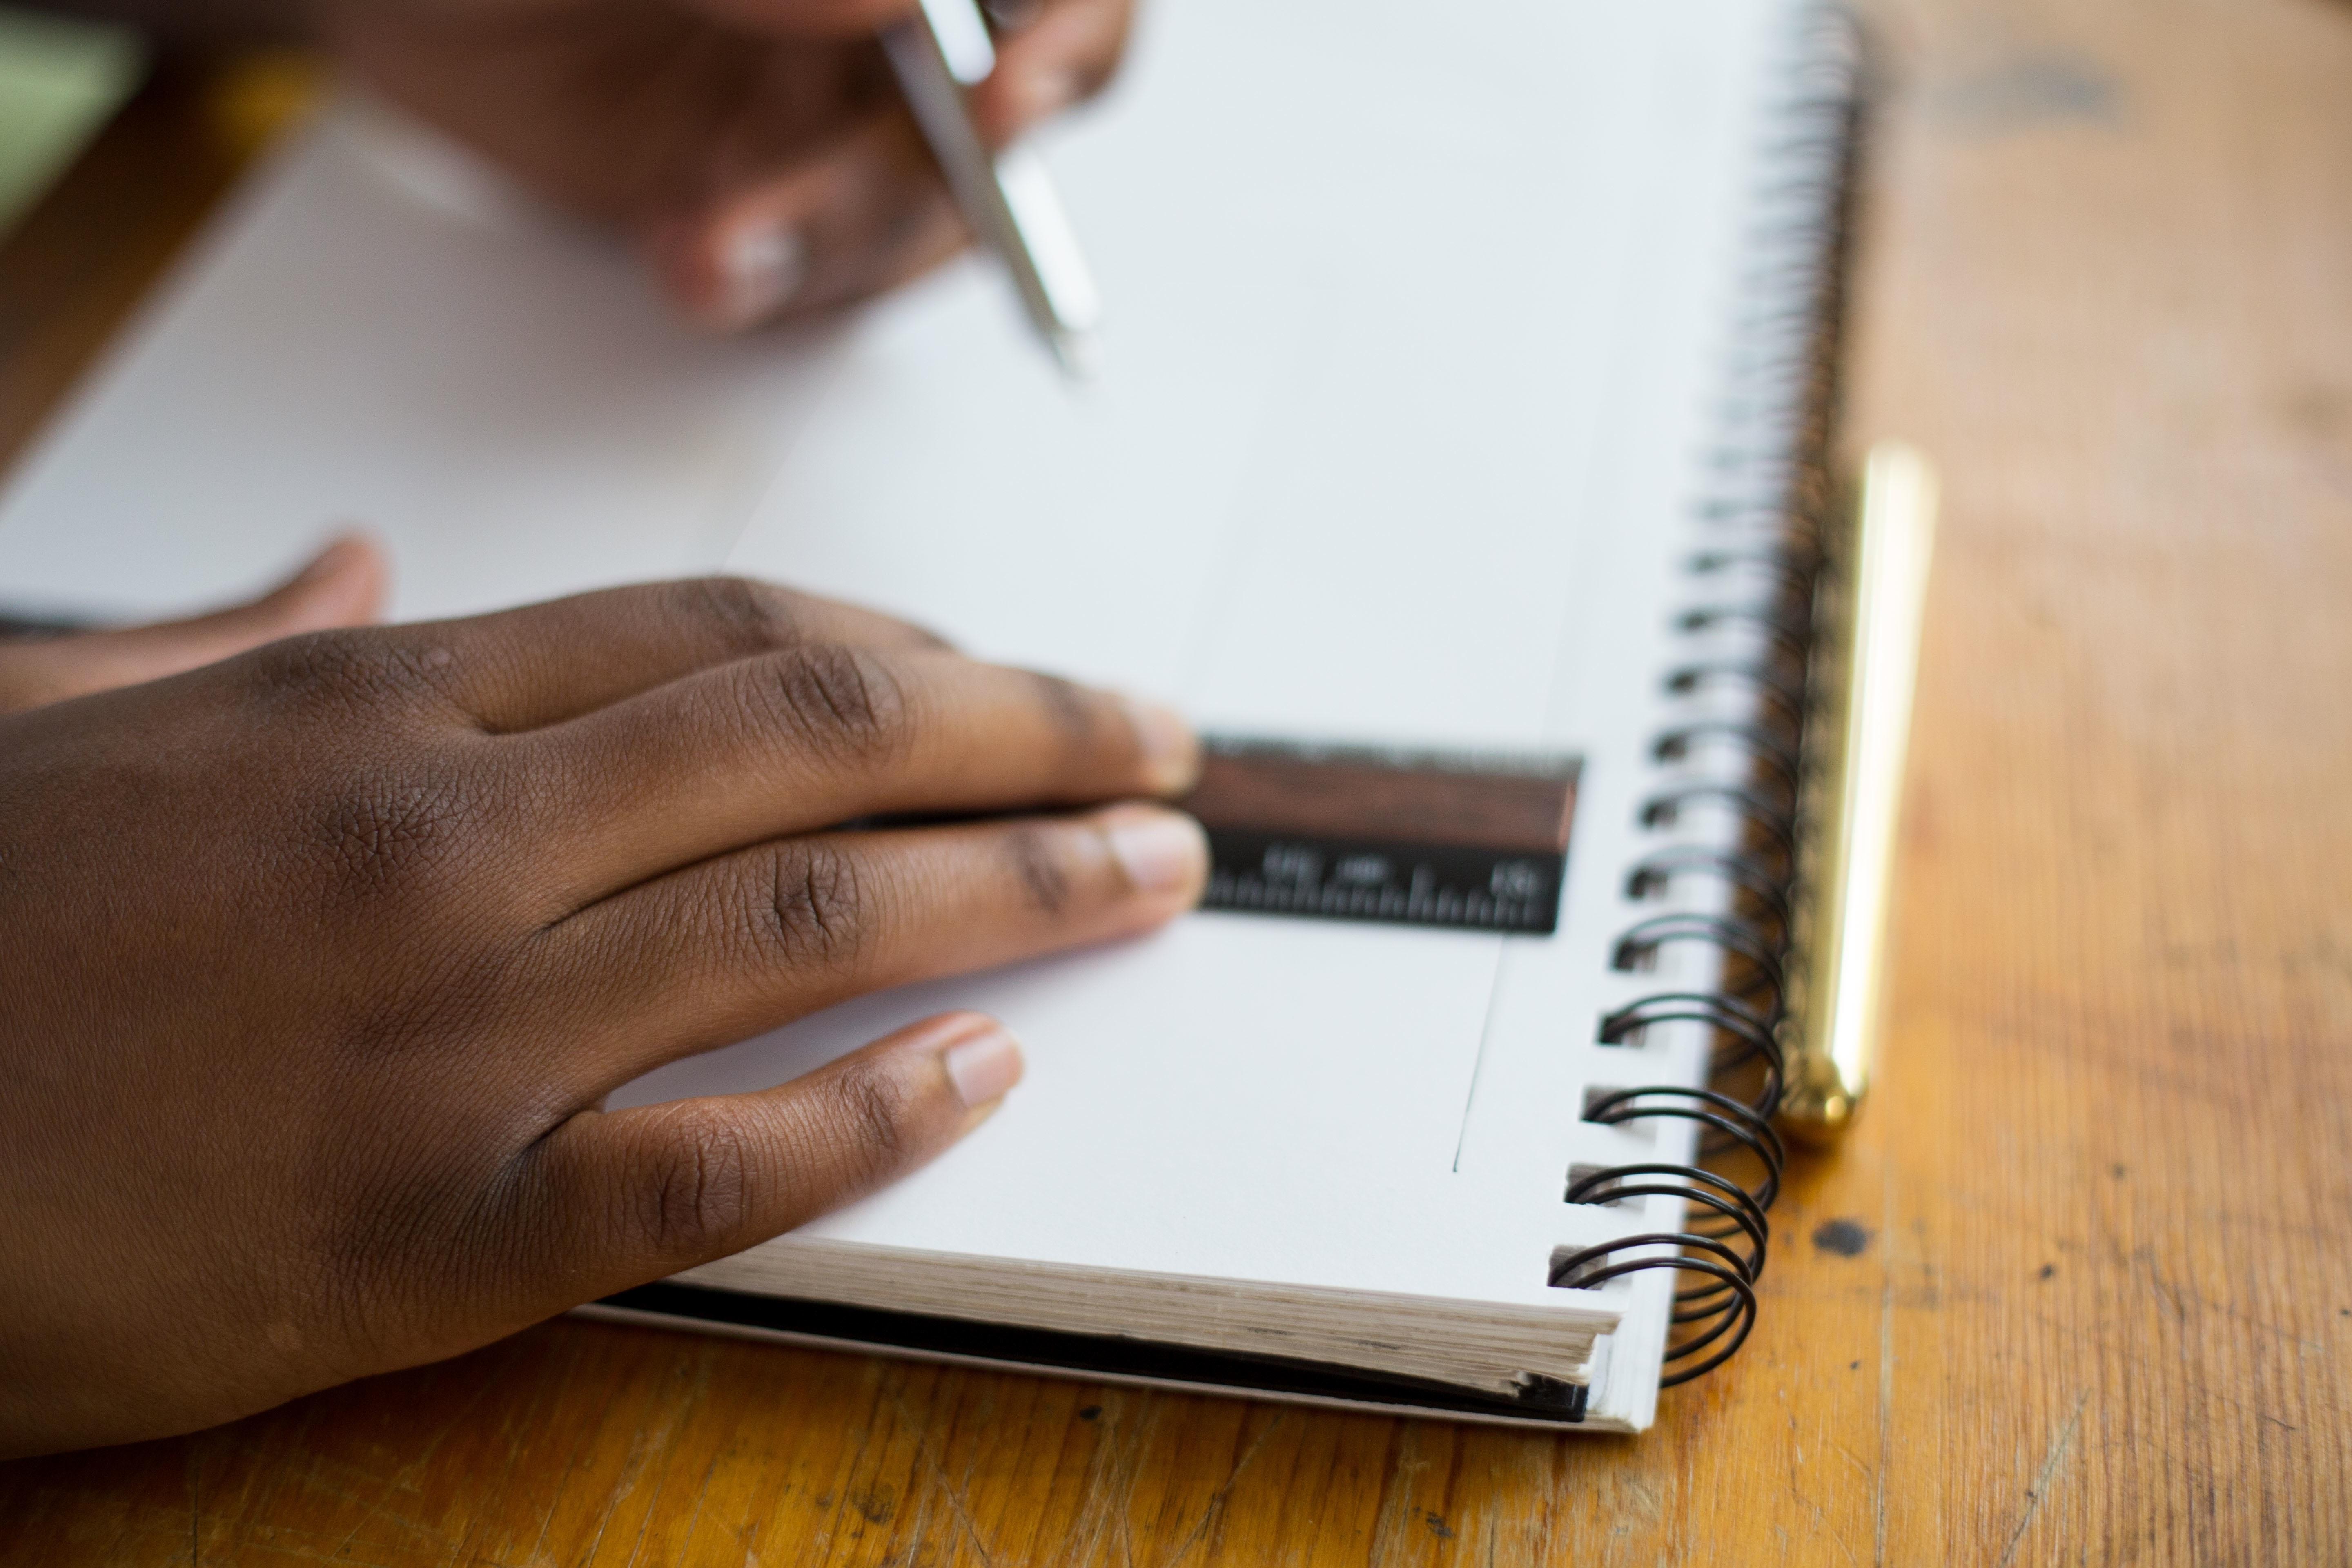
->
[0, 5, 143, 236]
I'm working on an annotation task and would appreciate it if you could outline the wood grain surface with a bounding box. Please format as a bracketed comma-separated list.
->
[4, 0, 2351, 1559]
[0, 48, 314, 478]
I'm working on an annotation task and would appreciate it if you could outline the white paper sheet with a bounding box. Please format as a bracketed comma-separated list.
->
[655, 0, 1788, 1432]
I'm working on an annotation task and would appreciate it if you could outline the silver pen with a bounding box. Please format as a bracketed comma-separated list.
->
[883, 0, 1102, 378]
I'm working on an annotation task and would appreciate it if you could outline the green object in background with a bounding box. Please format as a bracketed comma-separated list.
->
[0, 5, 144, 236]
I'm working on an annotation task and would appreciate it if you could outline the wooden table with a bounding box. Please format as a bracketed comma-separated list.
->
[5, 2, 2350, 1559]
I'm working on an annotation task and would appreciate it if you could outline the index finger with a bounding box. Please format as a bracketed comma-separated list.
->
[388, 577, 949, 735]
[511, 640, 1198, 909]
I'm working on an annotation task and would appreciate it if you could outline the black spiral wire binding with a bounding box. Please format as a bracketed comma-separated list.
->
[1545, 2, 1862, 1390]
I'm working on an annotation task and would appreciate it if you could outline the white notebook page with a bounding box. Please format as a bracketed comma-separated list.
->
[639, 0, 1786, 1431]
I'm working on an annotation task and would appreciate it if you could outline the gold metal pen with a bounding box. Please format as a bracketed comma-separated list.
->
[1777, 442, 1939, 1142]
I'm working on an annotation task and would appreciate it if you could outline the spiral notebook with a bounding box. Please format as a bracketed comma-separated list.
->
[0, 1, 1871, 1432]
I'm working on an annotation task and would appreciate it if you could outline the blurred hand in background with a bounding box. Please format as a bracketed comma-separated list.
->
[325, 0, 1134, 328]
[36, 0, 1135, 328]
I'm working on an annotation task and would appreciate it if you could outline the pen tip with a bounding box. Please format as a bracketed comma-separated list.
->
[1051, 328, 1101, 383]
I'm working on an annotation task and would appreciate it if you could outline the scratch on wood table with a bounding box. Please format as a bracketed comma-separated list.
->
[1995, 1392, 2089, 1568]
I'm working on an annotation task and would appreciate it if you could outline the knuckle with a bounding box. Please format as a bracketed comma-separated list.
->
[298, 1111, 517, 1347]
[759, 643, 909, 761]
[240, 630, 450, 721]
[1026, 670, 1100, 755]
[637, 1104, 753, 1258]
[1003, 824, 1073, 915]
[736, 840, 869, 975]
[313, 767, 501, 909]
[675, 577, 805, 656]
[335, 945, 520, 1065]
[818, 1057, 915, 1189]
[1024, 670, 1130, 776]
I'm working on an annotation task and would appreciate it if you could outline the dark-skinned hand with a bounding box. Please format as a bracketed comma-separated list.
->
[0, 537, 1205, 1456]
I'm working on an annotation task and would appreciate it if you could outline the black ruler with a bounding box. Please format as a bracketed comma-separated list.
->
[1203, 829, 1567, 934]
[1180, 737, 1581, 936]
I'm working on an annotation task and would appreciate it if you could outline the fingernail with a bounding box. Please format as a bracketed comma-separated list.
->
[1105, 806, 1209, 896]
[943, 1024, 1025, 1109]
[1023, 67, 1082, 120]
[715, 221, 808, 330]
[1123, 697, 1200, 794]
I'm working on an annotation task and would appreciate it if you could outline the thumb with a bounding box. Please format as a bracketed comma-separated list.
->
[0, 534, 388, 714]
[519, 1012, 1023, 1299]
